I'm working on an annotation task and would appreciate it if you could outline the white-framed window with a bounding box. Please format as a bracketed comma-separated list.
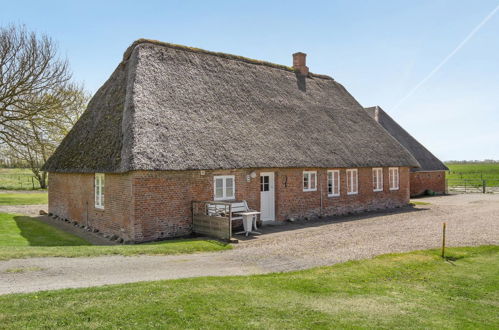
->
[214, 175, 235, 200]
[389, 167, 399, 190]
[303, 171, 317, 192]
[327, 170, 340, 197]
[95, 173, 105, 209]
[372, 168, 383, 192]
[346, 169, 358, 195]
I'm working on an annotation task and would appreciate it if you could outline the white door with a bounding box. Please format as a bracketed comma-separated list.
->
[260, 172, 275, 221]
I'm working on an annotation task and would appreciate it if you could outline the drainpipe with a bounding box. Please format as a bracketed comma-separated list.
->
[319, 172, 323, 217]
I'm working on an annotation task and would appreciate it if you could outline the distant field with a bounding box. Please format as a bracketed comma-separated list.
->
[445, 163, 499, 188]
[0, 168, 42, 190]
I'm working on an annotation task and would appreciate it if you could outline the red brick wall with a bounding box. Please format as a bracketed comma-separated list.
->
[48, 166, 410, 242]
[410, 171, 446, 197]
[48, 172, 134, 240]
[273, 167, 410, 220]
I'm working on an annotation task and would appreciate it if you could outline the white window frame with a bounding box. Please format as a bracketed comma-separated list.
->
[389, 167, 399, 191]
[213, 175, 236, 201]
[372, 168, 383, 192]
[95, 173, 105, 209]
[327, 170, 340, 197]
[346, 169, 358, 195]
[303, 171, 317, 192]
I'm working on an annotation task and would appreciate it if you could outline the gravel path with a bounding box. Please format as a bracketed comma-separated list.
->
[1, 193, 498, 295]
[0, 204, 47, 217]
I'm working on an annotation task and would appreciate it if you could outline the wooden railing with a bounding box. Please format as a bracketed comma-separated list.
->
[192, 201, 232, 240]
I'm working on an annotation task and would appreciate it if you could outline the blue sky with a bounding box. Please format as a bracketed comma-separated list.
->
[2, 0, 498, 161]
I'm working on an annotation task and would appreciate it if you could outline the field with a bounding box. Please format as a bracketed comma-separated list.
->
[0, 213, 231, 260]
[445, 162, 499, 189]
[0, 168, 42, 190]
[0, 192, 48, 205]
[0, 246, 497, 328]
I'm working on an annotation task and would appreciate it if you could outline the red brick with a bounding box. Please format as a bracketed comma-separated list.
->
[48, 166, 411, 242]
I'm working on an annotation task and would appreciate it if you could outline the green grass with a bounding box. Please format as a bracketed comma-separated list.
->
[410, 200, 431, 205]
[0, 213, 89, 246]
[0, 213, 231, 260]
[0, 168, 43, 190]
[0, 246, 497, 329]
[446, 162, 499, 186]
[0, 192, 48, 205]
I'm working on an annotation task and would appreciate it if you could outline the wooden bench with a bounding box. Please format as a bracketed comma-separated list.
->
[207, 200, 256, 221]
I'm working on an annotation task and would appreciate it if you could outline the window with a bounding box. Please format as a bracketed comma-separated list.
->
[372, 168, 383, 192]
[260, 175, 269, 192]
[346, 169, 358, 195]
[214, 175, 235, 200]
[389, 167, 399, 190]
[303, 171, 317, 191]
[327, 170, 340, 197]
[95, 173, 105, 209]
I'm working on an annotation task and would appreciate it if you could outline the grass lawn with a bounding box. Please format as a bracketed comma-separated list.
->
[0, 213, 231, 260]
[0, 168, 43, 190]
[0, 246, 497, 329]
[446, 162, 499, 186]
[0, 192, 48, 205]
[410, 200, 431, 205]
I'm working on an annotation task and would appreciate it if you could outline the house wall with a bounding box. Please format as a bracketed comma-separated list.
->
[48, 166, 410, 243]
[48, 172, 134, 240]
[410, 171, 446, 197]
[129, 167, 410, 242]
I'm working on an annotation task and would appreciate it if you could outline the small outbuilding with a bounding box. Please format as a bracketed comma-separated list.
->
[365, 106, 448, 197]
[43, 39, 420, 242]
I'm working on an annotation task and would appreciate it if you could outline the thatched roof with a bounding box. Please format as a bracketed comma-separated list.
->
[44, 39, 419, 173]
[365, 106, 447, 172]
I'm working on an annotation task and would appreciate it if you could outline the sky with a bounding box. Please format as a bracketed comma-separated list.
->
[1, 0, 498, 161]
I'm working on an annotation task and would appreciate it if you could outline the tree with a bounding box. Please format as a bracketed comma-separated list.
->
[0, 24, 88, 188]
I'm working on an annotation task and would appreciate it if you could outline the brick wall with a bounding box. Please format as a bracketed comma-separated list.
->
[274, 167, 410, 220]
[48, 172, 134, 240]
[410, 171, 446, 197]
[48, 166, 410, 243]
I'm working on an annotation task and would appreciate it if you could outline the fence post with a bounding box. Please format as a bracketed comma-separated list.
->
[441, 222, 446, 258]
[483, 180, 486, 194]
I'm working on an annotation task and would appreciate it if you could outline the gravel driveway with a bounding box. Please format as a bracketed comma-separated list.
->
[1, 193, 498, 295]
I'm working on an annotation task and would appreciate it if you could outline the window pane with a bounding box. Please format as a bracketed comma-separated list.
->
[225, 178, 234, 198]
[334, 172, 339, 195]
[303, 173, 309, 189]
[353, 171, 358, 192]
[311, 173, 316, 189]
[215, 178, 223, 198]
[328, 172, 332, 194]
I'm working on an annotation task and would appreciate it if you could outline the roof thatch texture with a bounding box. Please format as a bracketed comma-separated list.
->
[44, 40, 419, 173]
[365, 106, 448, 172]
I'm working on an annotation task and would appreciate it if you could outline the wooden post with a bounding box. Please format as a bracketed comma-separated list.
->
[441, 222, 446, 258]
[483, 180, 486, 194]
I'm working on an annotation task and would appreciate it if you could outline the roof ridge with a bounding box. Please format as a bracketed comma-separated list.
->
[123, 39, 333, 80]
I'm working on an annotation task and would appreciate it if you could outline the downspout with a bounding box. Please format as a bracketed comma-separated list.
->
[319, 172, 323, 217]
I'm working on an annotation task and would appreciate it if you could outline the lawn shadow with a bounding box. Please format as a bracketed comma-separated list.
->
[13, 215, 91, 246]
[443, 255, 465, 266]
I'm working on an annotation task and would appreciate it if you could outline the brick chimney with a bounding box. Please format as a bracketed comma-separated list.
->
[293, 52, 309, 75]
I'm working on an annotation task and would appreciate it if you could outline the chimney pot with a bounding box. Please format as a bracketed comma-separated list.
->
[292, 52, 309, 75]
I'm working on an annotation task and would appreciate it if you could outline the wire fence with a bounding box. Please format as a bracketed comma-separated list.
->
[0, 173, 40, 190]
[446, 178, 499, 194]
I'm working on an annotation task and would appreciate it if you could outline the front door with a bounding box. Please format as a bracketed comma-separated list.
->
[260, 172, 275, 221]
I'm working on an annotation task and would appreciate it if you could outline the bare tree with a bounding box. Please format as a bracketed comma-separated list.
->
[0, 24, 72, 146]
[3, 84, 88, 188]
[0, 24, 88, 188]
